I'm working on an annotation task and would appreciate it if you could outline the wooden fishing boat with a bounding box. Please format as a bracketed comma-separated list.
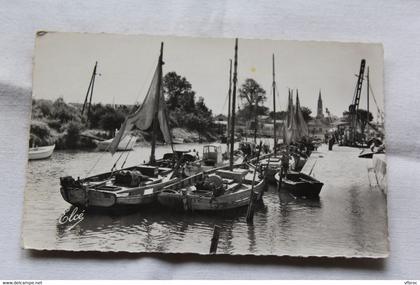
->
[159, 40, 265, 212]
[292, 152, 307, 171]
[239, 141, 257, 159]
[158, 165, 264, 211]
[60, 42, 179, 209]
[274, 171, 323, 198]
[183, 147, 244, 177]
[257, 151, 308, 184]
[152, 150, 198, 170]
[60, 152, 193, 209]
[255, 148, 303, 181]
[254, 55, 309, 183]
[263, 53, 281, 184]
[28, 144, 55, 160]
[258, 155, 282, 184]
[97, 134, 136, 151]
[359, 147, 385, 159]
[60, 165, 178, 208]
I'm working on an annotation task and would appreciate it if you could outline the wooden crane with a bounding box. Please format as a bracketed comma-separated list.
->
[348, 59, 366, 146]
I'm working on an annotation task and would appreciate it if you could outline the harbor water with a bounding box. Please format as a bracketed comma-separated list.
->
[23, 142, 389, 257]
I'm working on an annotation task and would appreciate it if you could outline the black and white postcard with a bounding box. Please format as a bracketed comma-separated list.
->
[23, 32, 388, 257]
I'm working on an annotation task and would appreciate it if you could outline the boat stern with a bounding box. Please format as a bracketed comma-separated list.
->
[60, 176, 88, 206]
[60, 176, 116, 208]
[157, 189, 186, 210]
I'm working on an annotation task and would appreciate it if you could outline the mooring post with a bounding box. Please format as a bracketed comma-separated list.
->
[209, 225, 221, 254]
[263, 155, 271, 190]
[246, 190, 257, 223]
[257, 183, 265, 201]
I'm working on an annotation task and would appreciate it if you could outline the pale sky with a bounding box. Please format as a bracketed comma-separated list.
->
[33, 32, 384, 118]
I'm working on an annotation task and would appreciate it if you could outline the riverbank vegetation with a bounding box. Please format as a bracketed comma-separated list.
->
[30, 73, 318, 149]
[30, 71, 218, 149]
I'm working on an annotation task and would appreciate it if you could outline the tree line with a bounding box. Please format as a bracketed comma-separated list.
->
[236, 78, 313, 122]
[30, 71, 338, 149]
[30, 71, 216, 149]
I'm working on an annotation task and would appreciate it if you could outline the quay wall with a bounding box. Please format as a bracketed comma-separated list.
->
[373, 154, 387, 194]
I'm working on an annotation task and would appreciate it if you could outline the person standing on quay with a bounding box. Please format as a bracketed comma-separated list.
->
[280, 147, 290, 177]
[328, 135, 335, 151]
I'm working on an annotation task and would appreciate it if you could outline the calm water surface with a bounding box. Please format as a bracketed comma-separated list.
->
[23, 142, 388, 257]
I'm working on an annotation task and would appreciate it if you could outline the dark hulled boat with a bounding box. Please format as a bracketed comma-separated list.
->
[274, 171, 323, 198]
[358, 149, 375, 159]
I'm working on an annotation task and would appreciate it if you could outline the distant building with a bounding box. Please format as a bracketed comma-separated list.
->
[213, 120, 227, 133]
[316, 90, 324, 119]
[261, 121, 285, 137]
[214, 114, 227, 122]
[309, 90, 333, 137]
[308, 119, 330, 138]
[235, 115, 284, 138]
[213, 114, 228, 135]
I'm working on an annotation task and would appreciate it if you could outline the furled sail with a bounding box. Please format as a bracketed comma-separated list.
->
[283, 90, 296, 145]
[283, 89, 309, 145]
[109, 59, 172, 154]
[294, 91, 309, 139]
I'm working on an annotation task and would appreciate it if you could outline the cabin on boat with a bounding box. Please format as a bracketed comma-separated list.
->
[202, 145, 223, 166]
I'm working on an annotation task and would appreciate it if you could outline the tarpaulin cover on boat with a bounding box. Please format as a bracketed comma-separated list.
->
[109, 60, 172, 154]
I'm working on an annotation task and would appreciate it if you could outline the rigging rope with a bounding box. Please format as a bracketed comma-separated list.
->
[119, 135, 137, 169]
[163, 100, 175, 154]
[110, 141, 129, 172]
[85, 58, 159, 177]
[85, 138, 112, 177]
[368, 84, 384, 122]
[134, 61, 158, 105]
[219, 90, 229, 115]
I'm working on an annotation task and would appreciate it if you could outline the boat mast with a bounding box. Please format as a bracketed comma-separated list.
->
[227, 59, 232, 153]
[150, 42, 164, 164]
[366, 66, 370, 139]
[253, 95, 258, 144]
[272, 53, 277, 155]
[81, 61, 98, 125]
[350, 59, 365, 146]
[229, 39, 238, 169]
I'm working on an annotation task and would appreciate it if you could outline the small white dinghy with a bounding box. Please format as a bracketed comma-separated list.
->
[97, 135, 136, 151]
[28, 144, 55, 160]
[171, 137, 184, 144]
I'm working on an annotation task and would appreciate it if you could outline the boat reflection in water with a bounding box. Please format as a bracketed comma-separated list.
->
[55, 193, 269, 253]
[24, 133, 388, 257]
[278, 188, 321, 209]
[55, 183, 307, 255]
[25, 145, 386, 256]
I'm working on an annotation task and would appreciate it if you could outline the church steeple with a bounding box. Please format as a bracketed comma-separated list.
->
[317, 89, 324, 119]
